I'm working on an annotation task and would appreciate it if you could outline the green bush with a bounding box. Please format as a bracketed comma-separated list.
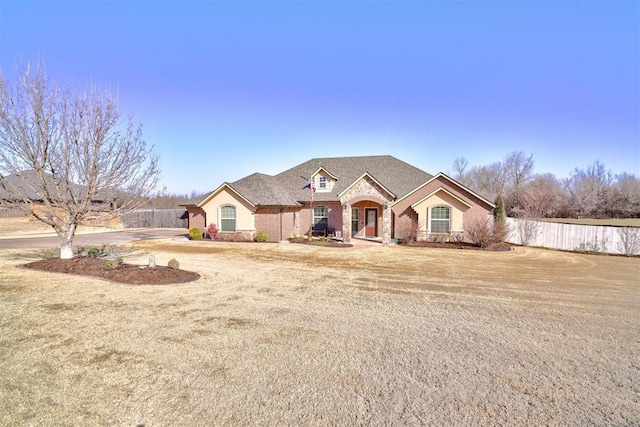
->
[189, 227, 202, 240]
[88, 247, 101, 258]
[255, 230, 268, 242]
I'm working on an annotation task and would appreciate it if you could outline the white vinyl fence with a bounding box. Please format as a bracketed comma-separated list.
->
[505, 218, 640, 256]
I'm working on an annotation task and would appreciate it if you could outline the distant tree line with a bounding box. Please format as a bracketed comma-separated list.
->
[141, 188, 206, 209]
[451, 151, 640, 219]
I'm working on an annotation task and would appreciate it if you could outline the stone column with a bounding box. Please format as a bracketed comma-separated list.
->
[382, 202, 391, 244]
[341, 202, 351, 242]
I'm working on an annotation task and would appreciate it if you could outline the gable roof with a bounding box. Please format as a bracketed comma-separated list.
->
[275, 155, 432, 203]
[338, 172, 396, 199]
[410, 187, 473, 209]
[394, 172, 495, 208]
[311, 166, 339, 181]
[200, 155, 433, 207]
[198, 182, 256, 208]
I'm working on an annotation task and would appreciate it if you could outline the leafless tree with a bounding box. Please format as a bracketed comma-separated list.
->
[466, 162, 505, 202]
[564, 161, 613, 217]
[0, 61, 160, 258]
[519, 173, 569, 218]
[503, 151, 534, 214]
[612, 173, 640, 218]
[451, 156, 470, 186]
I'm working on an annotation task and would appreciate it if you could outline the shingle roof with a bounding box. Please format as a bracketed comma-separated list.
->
[224, 155, 432, 206]
[275, 155, 432, 203]
[229, 173, 301, 206]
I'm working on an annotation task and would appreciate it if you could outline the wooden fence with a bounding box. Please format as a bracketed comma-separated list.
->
[505, 218, 640, 255]
[121, 209, 188, 229]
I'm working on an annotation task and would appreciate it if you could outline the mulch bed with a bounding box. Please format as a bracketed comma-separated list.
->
[288, 238, 353, 248]
[406, 241, 514, 251]
[22, 256, 200, 285]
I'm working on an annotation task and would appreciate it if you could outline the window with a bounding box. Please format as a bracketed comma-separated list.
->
[430, 206, 450, 233]
[220, 205, 236, 232]
[313, 205, 328, 226]
[319, 176, 327, 189]
[351, 208, 359, 233]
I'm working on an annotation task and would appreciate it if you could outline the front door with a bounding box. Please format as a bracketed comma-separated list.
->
[365, 208, 378, 237]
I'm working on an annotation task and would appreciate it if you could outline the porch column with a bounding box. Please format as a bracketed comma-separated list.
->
[342, 202, 351, 242]
[382, 202, 392, 244]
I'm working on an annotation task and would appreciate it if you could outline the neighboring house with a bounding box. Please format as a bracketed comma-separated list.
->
[184, 155, 494, 243]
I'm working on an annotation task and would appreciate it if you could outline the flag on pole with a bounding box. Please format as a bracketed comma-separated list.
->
[310, 182, 316, 202]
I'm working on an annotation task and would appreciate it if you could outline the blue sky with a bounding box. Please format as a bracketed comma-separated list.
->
[1, 0, 638, 195]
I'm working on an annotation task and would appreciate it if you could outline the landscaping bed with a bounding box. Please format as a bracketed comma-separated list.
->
[288, 237, 353, 247]
[406, 241, 514, 251]
[22, 256, 200, 285]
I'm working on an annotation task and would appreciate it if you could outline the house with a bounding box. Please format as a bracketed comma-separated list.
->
[184, 155, 494, 243]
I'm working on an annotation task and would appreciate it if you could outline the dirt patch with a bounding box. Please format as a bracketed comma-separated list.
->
[22, 256, 199, 285]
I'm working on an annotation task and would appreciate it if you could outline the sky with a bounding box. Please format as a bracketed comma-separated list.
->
[1, 0, 638, 195]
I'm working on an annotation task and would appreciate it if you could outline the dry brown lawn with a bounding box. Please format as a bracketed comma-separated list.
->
[0, 216, 117, 239]
[1, 239, 639, 426]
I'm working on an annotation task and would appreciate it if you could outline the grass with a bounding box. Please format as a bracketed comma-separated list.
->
[1, 240, 639, 425]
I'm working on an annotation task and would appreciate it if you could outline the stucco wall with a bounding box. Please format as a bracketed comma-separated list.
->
[201, 188, 255, 232]
[392, 175, 493, 240]
[411, 191, 469, 232]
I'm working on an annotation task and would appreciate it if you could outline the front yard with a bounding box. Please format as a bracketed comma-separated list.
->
[1, 240, 638, 425]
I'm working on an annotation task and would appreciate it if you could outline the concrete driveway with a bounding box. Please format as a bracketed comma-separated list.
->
[0, 229, 189, 250]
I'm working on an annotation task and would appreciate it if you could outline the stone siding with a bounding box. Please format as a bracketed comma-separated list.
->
[340, 177, 394, 243]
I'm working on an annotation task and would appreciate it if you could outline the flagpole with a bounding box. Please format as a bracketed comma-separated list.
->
[309, 174, 313, 238]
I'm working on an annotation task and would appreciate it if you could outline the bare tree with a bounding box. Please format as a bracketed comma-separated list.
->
[466, 162, 505, 202]
[503, 151, 534, 214]
[0, 61, 160, 258]
[564, 161, 613, 217]
[612, 173, 640, 218]
[451, 156, 470, 185]
[519, 173, 568, 218]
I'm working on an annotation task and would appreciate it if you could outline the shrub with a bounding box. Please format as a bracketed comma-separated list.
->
[105, 257, 123, 268]
[465, 217, 507, 248]
[451, 231, 465, 243]
[255, 230, 268, 242]
[167, 258, 180, 270]
[206, 224, 219, 240]
[494, 195, 506, 222]
[87, 247, 102, 258]
[396, 219, 418, 243]
[189, 227, 202, 240]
